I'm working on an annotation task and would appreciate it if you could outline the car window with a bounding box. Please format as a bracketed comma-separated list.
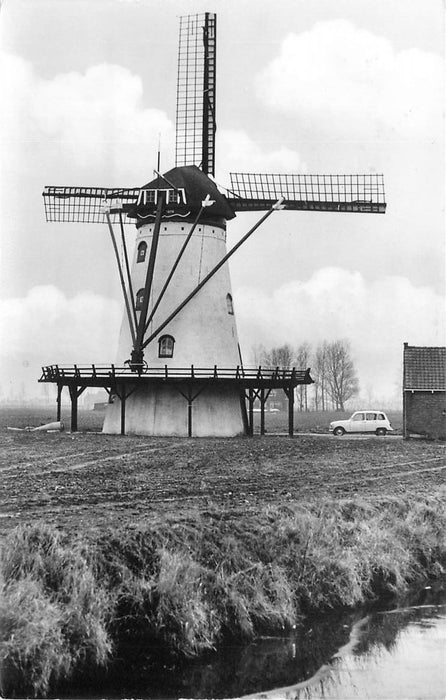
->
[352, 413, 364, 421]
[366, 413, 377, 420]
[378, 413, 385, 420]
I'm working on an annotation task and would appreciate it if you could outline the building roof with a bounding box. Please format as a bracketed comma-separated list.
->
[403, 344, 446, 390]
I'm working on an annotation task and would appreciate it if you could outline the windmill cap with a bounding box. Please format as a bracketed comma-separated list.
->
[142, 165, 236, 220]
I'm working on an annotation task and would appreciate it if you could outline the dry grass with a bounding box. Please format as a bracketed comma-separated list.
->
[1, 489, 445, 697]
[0, 525, 113, 697]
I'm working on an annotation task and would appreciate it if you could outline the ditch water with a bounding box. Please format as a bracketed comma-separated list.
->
[61, 583, 445, 700]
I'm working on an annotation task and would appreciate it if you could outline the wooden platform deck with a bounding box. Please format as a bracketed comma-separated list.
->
[39, 364, 313, 436]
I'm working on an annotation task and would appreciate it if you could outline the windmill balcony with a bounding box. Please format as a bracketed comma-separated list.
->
[38, 363, 313, 437]
[39, 364, 312, 386]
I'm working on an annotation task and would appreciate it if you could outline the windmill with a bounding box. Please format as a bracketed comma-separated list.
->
[40, 13, 386, 437]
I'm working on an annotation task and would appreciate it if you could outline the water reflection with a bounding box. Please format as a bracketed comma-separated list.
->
[69, 610, 357, 699]
[241, 587, 446, 700]
[58, 585, 446, 699]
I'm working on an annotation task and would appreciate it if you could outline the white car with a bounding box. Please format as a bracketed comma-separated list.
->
[330, 411, 394, 436]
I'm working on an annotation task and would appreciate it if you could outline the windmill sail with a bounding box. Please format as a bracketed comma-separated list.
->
[42, 170, 386, 224]
[175, 13, 217, 175]
[42, 186, 141, 223]
[227, 172, 386, 213]
[42, 184, 189, 224]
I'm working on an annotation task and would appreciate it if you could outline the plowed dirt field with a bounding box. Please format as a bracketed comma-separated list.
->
[1, 408, 444, 539]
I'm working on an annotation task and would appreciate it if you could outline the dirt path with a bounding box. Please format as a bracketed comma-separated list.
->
[0, 429, 444, 537]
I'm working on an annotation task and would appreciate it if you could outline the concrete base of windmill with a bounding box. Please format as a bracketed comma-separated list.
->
[102, 383, 246, 437]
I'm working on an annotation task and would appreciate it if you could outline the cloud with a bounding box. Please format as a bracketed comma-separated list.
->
[0, 285, 124, 399]
[216, 128, 306, 181]
[235, 268, 446, 399]
[1, 274, 444, 405]
[0, 51, 175, 182]
[0, 285, 121, 362]
[256, 20, 443, 140]
[33, 63, 173, 173]
[1, 50, 308, 188]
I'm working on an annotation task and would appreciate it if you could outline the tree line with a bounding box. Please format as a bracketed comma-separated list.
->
[252, 339, 359, 411]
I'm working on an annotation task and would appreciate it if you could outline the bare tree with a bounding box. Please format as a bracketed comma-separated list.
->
[325, 339, 359, 411]
[250, 344, 296, 411]
[260, 344, 295, 369]
[313, 341, 329, 411]
[295, 342, 311, 410]
[251, 343, 267, 366]
[251, 339, 358, 412]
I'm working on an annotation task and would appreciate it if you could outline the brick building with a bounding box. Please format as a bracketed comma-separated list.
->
[403, 343, 446, 440]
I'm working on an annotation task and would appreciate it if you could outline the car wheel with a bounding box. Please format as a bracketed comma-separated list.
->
[376, 428, 387, 436]
[333, 427, 345, 436]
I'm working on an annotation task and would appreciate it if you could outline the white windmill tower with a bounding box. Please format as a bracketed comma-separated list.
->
[106, 168, 246, 436]
[40, 13, 386, 437]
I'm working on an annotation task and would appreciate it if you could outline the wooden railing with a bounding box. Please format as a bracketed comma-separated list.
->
[40, 364, 312, 383]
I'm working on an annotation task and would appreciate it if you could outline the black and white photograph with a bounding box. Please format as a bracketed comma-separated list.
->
[0, 0, 445, 698]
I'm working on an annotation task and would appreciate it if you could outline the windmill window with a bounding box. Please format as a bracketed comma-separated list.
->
[135, 289, 145, 310]
[226, 293, 234, 315]
[137, 241, 147, 263]
[158, 334, 175, 358]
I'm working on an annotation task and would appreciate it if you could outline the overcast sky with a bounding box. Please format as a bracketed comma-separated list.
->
[0, 0, 444, 404]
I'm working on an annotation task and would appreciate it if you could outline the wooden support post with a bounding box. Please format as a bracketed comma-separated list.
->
[120, 387, 126, 436]
[248, 388, 254, 437]
[288, 386, 295, 437]
[260, 388, 266, 435]
[56, 383, 62, 421]
[116, 383, 137, 436]
[68, 385, 86, 433]
[69, 384, 78, 432]
[176, 384, 206, 438]
[187, 398, 193, 438]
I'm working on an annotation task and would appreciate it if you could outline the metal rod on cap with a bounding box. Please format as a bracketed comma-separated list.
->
[143, 194, 215, 336]
[104, 208, 136, 344]
[142, 198, 283, 350]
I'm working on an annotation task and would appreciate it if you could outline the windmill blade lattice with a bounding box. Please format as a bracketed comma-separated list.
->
[42, 184, 188, 224]
[42, 186, 142, 223]
[175, 13, 216, 175]
[228, 172, 386, 213]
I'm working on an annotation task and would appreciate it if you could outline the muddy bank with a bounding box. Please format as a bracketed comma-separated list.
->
[1, 491, 445, 698]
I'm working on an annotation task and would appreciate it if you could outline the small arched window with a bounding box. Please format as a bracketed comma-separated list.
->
[158, 334, 175, 358]
[135, 289, 145, 310]
[226, 293, 234, 315]
[137, 241, 147, 263]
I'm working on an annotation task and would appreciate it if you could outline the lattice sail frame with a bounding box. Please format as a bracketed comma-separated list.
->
[42, 186, 187, 223]
[227, 173, 386, 213]
[175, 13, 216, 175]
[42, 187, 138, 224]
[43, 172, 386, 223]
